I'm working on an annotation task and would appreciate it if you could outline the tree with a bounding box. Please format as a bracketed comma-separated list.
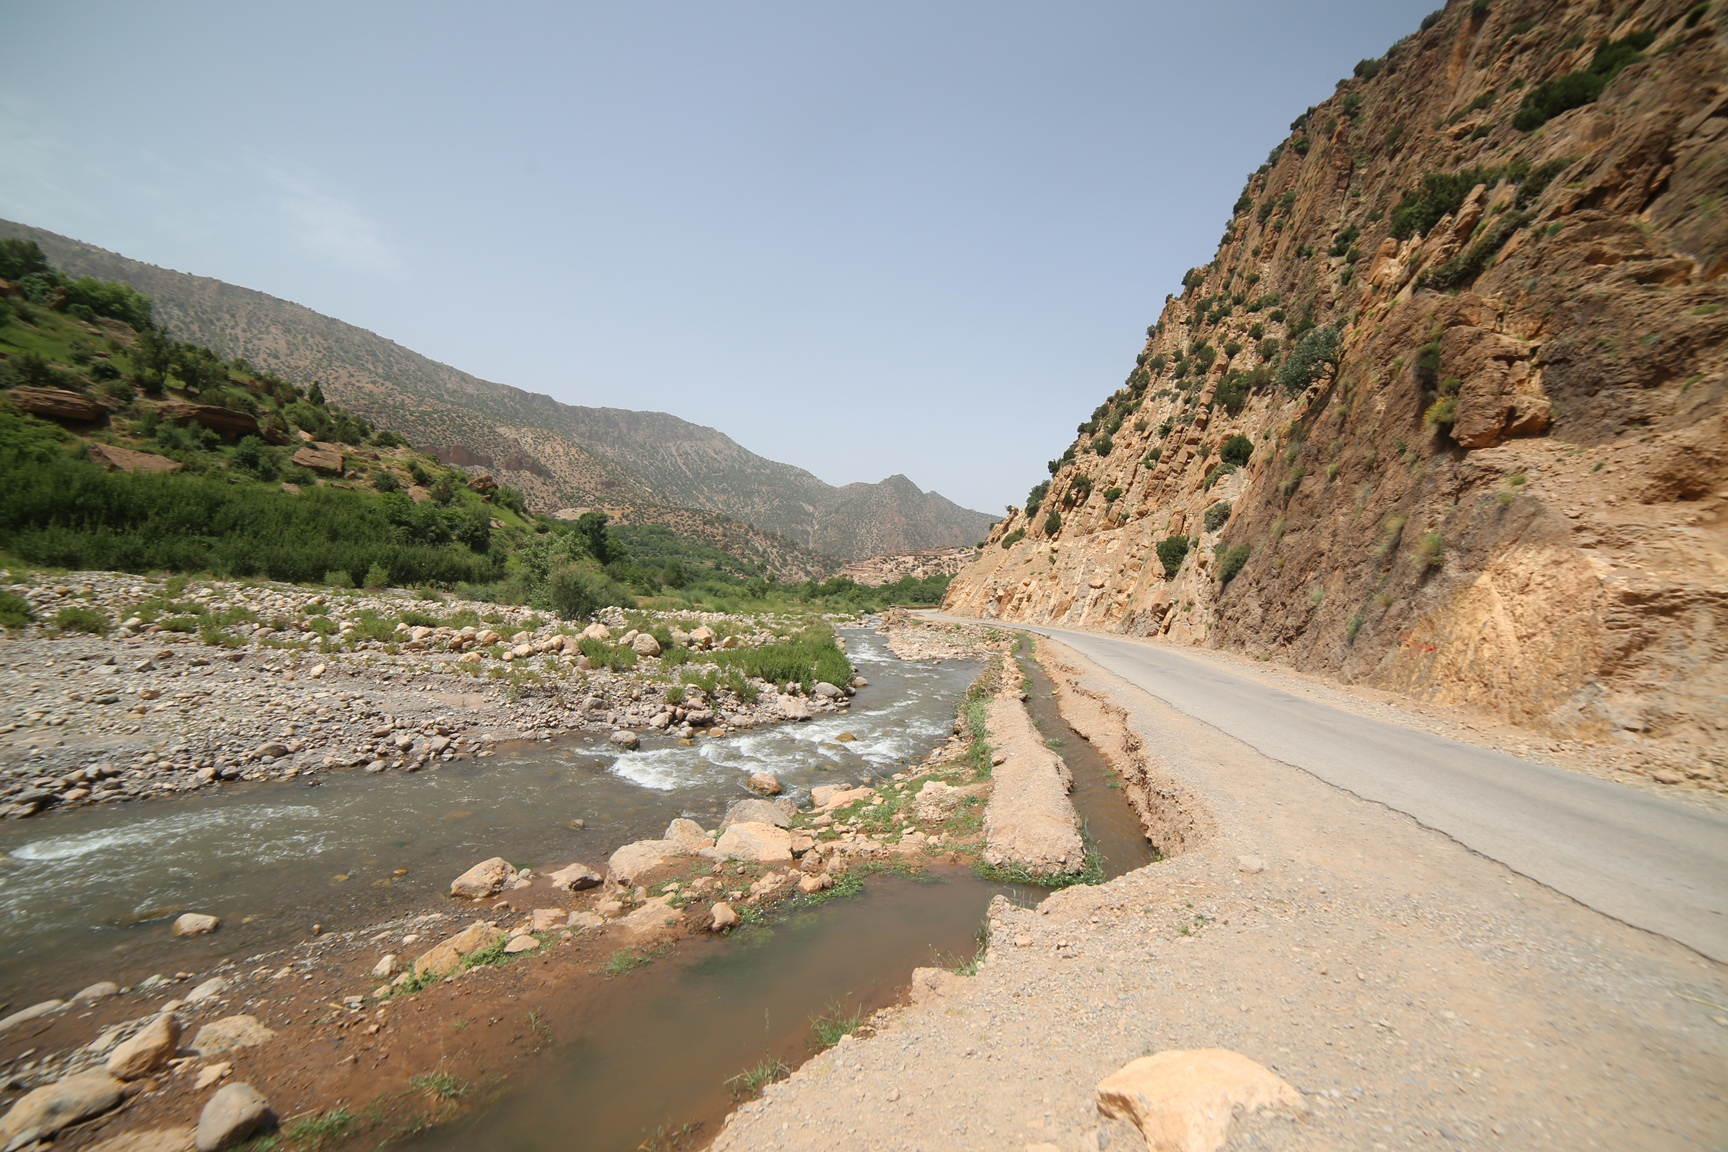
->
[0, 239, 49, 281]
[574, 510, 620, 565]
[132, 325, 175, 395]
[1276, 327, 1341, 393]
[308, 381, 326, 406]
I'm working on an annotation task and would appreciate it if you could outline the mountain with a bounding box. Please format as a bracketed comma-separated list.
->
[944, 0, 1727, 787]
[0, 220, 996, 560]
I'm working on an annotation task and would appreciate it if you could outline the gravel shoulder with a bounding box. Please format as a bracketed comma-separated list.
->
[709, 637, 1728, 1151]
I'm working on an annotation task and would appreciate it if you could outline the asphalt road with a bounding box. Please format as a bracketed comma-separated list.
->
[926, 614, 1728, 963]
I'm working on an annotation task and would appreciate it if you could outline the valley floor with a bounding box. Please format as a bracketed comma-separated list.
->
[709, 634, 1728, 1151]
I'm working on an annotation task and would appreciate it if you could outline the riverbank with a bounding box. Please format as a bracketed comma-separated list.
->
[0, 570, 865, 819]
[0, 614, 1040, 1150]
[708, 634, 1728, 1151]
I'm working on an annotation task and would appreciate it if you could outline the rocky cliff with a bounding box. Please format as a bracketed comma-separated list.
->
[945, 0, 1728, 788]
[0, 221, 996, 560]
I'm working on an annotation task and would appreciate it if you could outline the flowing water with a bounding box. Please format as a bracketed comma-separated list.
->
[0, 627, 978, 1000]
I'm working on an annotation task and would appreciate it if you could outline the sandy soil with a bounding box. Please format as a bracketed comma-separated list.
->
[708, 636, 1728, 1151]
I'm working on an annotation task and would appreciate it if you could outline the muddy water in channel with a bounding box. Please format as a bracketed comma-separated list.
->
[0, 628, 975, 1000]
[1018, 642, 1160, 879]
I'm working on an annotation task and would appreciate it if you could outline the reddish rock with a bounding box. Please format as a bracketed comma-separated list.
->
[159, 403, 260, 438]
[9, 386, 106, 422]
[88, 443, 183, 474]
[291, 444, 344, 475]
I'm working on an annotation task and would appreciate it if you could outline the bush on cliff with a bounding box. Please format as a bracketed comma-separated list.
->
[1155, 535, 1190, 578]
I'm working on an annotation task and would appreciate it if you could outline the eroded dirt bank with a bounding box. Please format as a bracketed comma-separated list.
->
[709, 636, 1728, 1151]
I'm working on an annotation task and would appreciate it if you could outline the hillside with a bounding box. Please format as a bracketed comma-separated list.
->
[945, 0, 1728, 790]
[0, 220, 993, 560]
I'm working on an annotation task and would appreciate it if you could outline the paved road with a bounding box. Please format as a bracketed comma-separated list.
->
[925, 614, 1728, 962]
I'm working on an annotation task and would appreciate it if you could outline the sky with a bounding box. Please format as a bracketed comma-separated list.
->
[0, 1, 1434, 514]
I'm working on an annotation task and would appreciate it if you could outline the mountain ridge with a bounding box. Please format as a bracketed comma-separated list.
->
[0, 219, 995, 560]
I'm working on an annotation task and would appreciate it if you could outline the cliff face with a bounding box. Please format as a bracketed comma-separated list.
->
[945, 0, 1728, 786]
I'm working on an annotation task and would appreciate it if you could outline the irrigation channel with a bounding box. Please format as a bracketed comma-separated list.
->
[0, 626, 1158, 1149]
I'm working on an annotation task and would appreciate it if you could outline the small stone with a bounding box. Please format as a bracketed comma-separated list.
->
[371, 955, 400, 979]
[710, 901, 739, 931]
[194, 1062, 232, 1091]
[189, 1015, 277, 1056]
[503, 934, 539, 954]
[746, 771, 782, 796]
[529, 908, 566, 932]
[1236, 855, 1265, 875]
[173, 912, 220, 936]
[548, 862, 602, 891]
[107, 1014, 181, 1079]
[449, 856, 514, 899]
[1652, 769, 1685, 785]
[195, 1082, 272, 1152]
[185, 977, 227, 1004]
[886, 1087, 900, 1102]
[1015, 935, 1034, 948]
[797, 874, 825, 894]
[609, 729, 640, 750]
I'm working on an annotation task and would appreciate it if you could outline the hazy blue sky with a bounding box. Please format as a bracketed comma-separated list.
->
[1, 1, 1433, 514]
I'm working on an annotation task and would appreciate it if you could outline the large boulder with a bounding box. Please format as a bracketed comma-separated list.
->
[663, 818, 710, 851]
[449, 856, 514, 899]
[89, 443, 183, 473]
[159, 403, 259, 439]
[107, 1013, 181, 1079]
[606, 839, 689, 886]
[722, 798, 793, 829]
[412, 921, 507, 979]
[189, 1015, 275, 1057]
[705, 821, 794, 864]
[195, 1082, 272, 1152]
[609, 729, 640, 750]
[290, 443, 344, 475]
[9, 386, 106, 422]
[630, 632, 662, 656]
[1095, 1049, 1307, 1152]
[0, 1070, 128, 1145]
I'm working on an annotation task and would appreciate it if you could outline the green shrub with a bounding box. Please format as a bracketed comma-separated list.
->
[1000, 528, 1026, 549]
[1514, 157, 1576, 208]
[364, 563, 391, 589]
[1417, 531, 1445, 570]
[1421, 9, 1443, 31]
[1416, 209, 1533, 291]
[1091, 433, 1114, 457]
[1044, 510, 1062, 536]
[1203, 501, 1232, 532]
[546, 562, 634, 620]
[1424, 395, 1458, 429]
[1513, 31, 1655, 130]
[1276, 326, 1341, 393]
[1217, 544, 1252, 586]
[1024, 481, 1049, 516]
[1220, 434, 1254, 466]
[1202, 462, 1237, 491]
[1328, 225, 1360, 257]
[52, 605, 108, 634]
[1354, 57, 1384, 79]
[1155, 535, 1190, 578]
[1102, 486, 1122, 504]
[0, 591, 37, 630]
[578, 637, 638, 671]
[710, 626, 851, 692]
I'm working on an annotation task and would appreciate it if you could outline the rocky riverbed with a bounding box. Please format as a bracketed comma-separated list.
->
[0, 614, 1023, 1151]
[0, 570, 865, 819]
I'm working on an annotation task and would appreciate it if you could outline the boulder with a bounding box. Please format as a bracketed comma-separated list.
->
[746, 772, 782, 796]
[617, 895, 680, 939]
[688, 625, 716, 649]
[812, 681, 844, 700]
[88, 443, 183, 474]
[74, 981, 120, 1002]
[107, 1014, 181, 1079]
[0, 999, 65, 1034]
[529, 908, 567, 932]
[9, 386, 106, 422]
[1095, 1049, 1307, 1152]
[548, 862, 602, 891]
[609, 729, 640, 750]
[290, 444, 344, 476]
[449, 856, 514, 899]
[722, 797, 793, 829]
[173, 912, 221, 936]
[630, 632, 662, 656]
[185, 977, 226, 1004]
[503, 934, 539, 954]
[663, 818, 710, 851]
[579, 622, 612, 641]
[814, 786, 874, 812]
[159, 403, 259, 439]
[706, 821, 794, 864]
[0, 1070, 128, 1146]
[467, 474, 498, 494]
[709, 901, 739, 931]
[189, 1015, 276, 1057]
[778, 694, 812, 721]
[195, 1082, 272, 1152]
[412, 921, 507, 979]
[371, 954, 399, 979]
[87, 1127, 197, 1152]
[606, 839, 688, 886]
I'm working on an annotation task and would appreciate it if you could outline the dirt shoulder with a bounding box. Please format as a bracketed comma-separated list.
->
[709, 636, 1728, 1151]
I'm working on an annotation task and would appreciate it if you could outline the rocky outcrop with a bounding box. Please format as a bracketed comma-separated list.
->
[88, 442, 183, 473]
[9, 386, 107, 422]
[290, 443, 344, 475]
[159, 403, 259, 439]
[945, 0, 1728, 788]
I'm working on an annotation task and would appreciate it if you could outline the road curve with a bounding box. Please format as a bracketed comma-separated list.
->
[924, 614, 1728, 963]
